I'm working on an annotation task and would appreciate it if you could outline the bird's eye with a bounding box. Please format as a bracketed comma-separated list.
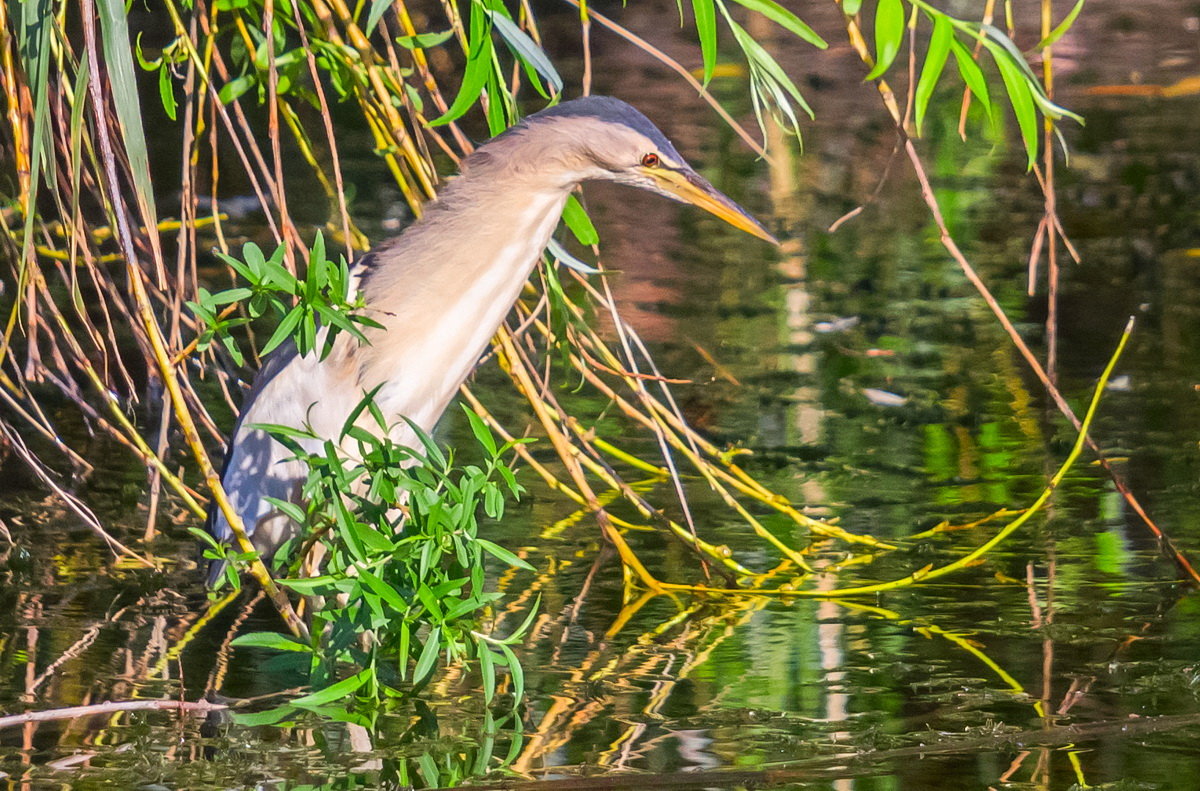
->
[640, 153, 661, 168]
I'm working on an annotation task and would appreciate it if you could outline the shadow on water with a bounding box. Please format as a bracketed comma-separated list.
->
[5, 0, 1200, 788]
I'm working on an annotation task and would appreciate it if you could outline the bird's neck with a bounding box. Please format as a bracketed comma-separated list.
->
[357, 175, 573, 429]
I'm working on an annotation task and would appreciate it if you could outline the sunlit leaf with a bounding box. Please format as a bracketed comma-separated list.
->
[413, 627, 441, 684]
[278, 575, 339, 595]
[501, 644, 523, 703]
[728, 20, 814, 118]
[477, 538, 534, 571]
[261, 307, 303, 355]
[865, 0, 904, 80]
[913, 13, 951, 136]
[291, 668, 373, 708]
[231, 632, 311, 652]
[949, 38, 992, 120]
[96, 0, 158, 225]
[546, 238, 601, 275]
[487, 10, 563, 93]
[463, 407, 498, 455]
[692, 0, 718, 85]
[1035, 0, 1086, 50]
[992, 47, 1038, 169]
[431, 5, 493, 125]
[157, 66, 177, 121]
[562, 194, 599, 246]
[359, 568, 408, 610]
[395, 30, 455, 49]
[730, 0, 827, 49]
[232, 706, 297, 726]
[365, 0, 392, 35]
[479, 645, 496, 703]
[980, 21, 1083, 123]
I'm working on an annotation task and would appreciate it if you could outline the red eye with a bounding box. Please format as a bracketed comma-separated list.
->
[640, 152, 660, 168]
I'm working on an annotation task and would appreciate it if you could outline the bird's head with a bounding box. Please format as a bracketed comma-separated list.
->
[476, 96, 779, 245]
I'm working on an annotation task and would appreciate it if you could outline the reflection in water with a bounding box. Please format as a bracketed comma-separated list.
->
[5, 1, 1200, 788]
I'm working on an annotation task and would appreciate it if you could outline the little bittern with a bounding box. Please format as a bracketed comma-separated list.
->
[206, 95, 776, 581]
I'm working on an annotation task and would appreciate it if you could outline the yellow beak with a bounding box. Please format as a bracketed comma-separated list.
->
[639, 166, 779, 245]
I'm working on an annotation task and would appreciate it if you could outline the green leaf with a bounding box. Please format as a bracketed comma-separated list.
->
[992, 47, 1038, 169]
[359, 568, 408, 610]
[479, 645, 496, 703]
[349, 519, 396, 553]
[914, 12, 951, 136]
[396, 30, 456, 49]
[547, 238, 601, 275]
[158, 66, 177, 121]
[843, 0, 862, 14]
[291, 668, 373, 708]
[728, 20, 814, 119]
[365, 0, 393, 35]
[487, 10, 563, 93]
[865, 0, 904, 80]
[232, 705, 297, 726]
[261, 306, 303, 355]
[278, 575, 339, 595]
[412, 627, 441, 684]
[729, 0, 827, 49]
[205, 287, 253, 306]
[430, 6, 493, 126]
[949, 38, 992, 120]
[260, 244, 297, 290]
[416, 584, 445, 619]
[1035, 0, 1086, 50]
[463, 407, 498, 455]
[218, 73, 256, 105]
[562, 194, 599, 245]
[231, 632, 311, 652]
[477, 538, 534, 571]
[691, 0, 717, 85]
[501, 644, 523, 703]
[262, 496, 306, 525]
[96, 0, 158, 227]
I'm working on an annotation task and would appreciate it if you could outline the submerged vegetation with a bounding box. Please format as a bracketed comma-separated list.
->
[2, 0, 1199, 783]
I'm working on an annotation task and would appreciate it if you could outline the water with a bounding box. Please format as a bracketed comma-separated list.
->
[4, 1, 1200, 788]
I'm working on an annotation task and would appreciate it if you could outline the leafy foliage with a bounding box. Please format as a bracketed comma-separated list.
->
[228, 401, 536, 721]
[187, 233, 380, 366]
[856, 0, 1084, 167]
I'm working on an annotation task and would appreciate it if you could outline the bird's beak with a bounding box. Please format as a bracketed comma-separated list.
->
[639, 166, 779, 245]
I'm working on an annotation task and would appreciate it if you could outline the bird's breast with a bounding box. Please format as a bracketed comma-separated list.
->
[359, 189, 570, 433]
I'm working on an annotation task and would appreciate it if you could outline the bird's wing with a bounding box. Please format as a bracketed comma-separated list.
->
[204, 337, 357, 581]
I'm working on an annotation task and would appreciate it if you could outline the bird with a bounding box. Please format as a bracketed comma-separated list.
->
[205, 95, 777, 583]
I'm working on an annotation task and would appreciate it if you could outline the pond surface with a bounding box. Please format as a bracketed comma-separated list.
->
[4, 1, 1200, 789]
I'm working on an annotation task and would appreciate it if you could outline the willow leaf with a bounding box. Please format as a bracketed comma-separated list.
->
[17, 0, 53, 271]
[949, 37, 992, 120]
[730, 0, 827, 49]
[914, 12, 951, 135]
[488, 10, 562, 93]
[729, 19, 813, 118]
[993, 50, 1038, 169]
[365, 0, 392, 35]
[563, 193, 599, 245]
[1035, 0, 1086, 50]
[866, 0, 905, 80]
[431, 4, 493, 125]
[97, 0, 158, 227]
[290, 668, 373, 708]
[692, 0, 718, 85]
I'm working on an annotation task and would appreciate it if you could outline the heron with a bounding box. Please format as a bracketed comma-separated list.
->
[206, 95, 777, 583]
